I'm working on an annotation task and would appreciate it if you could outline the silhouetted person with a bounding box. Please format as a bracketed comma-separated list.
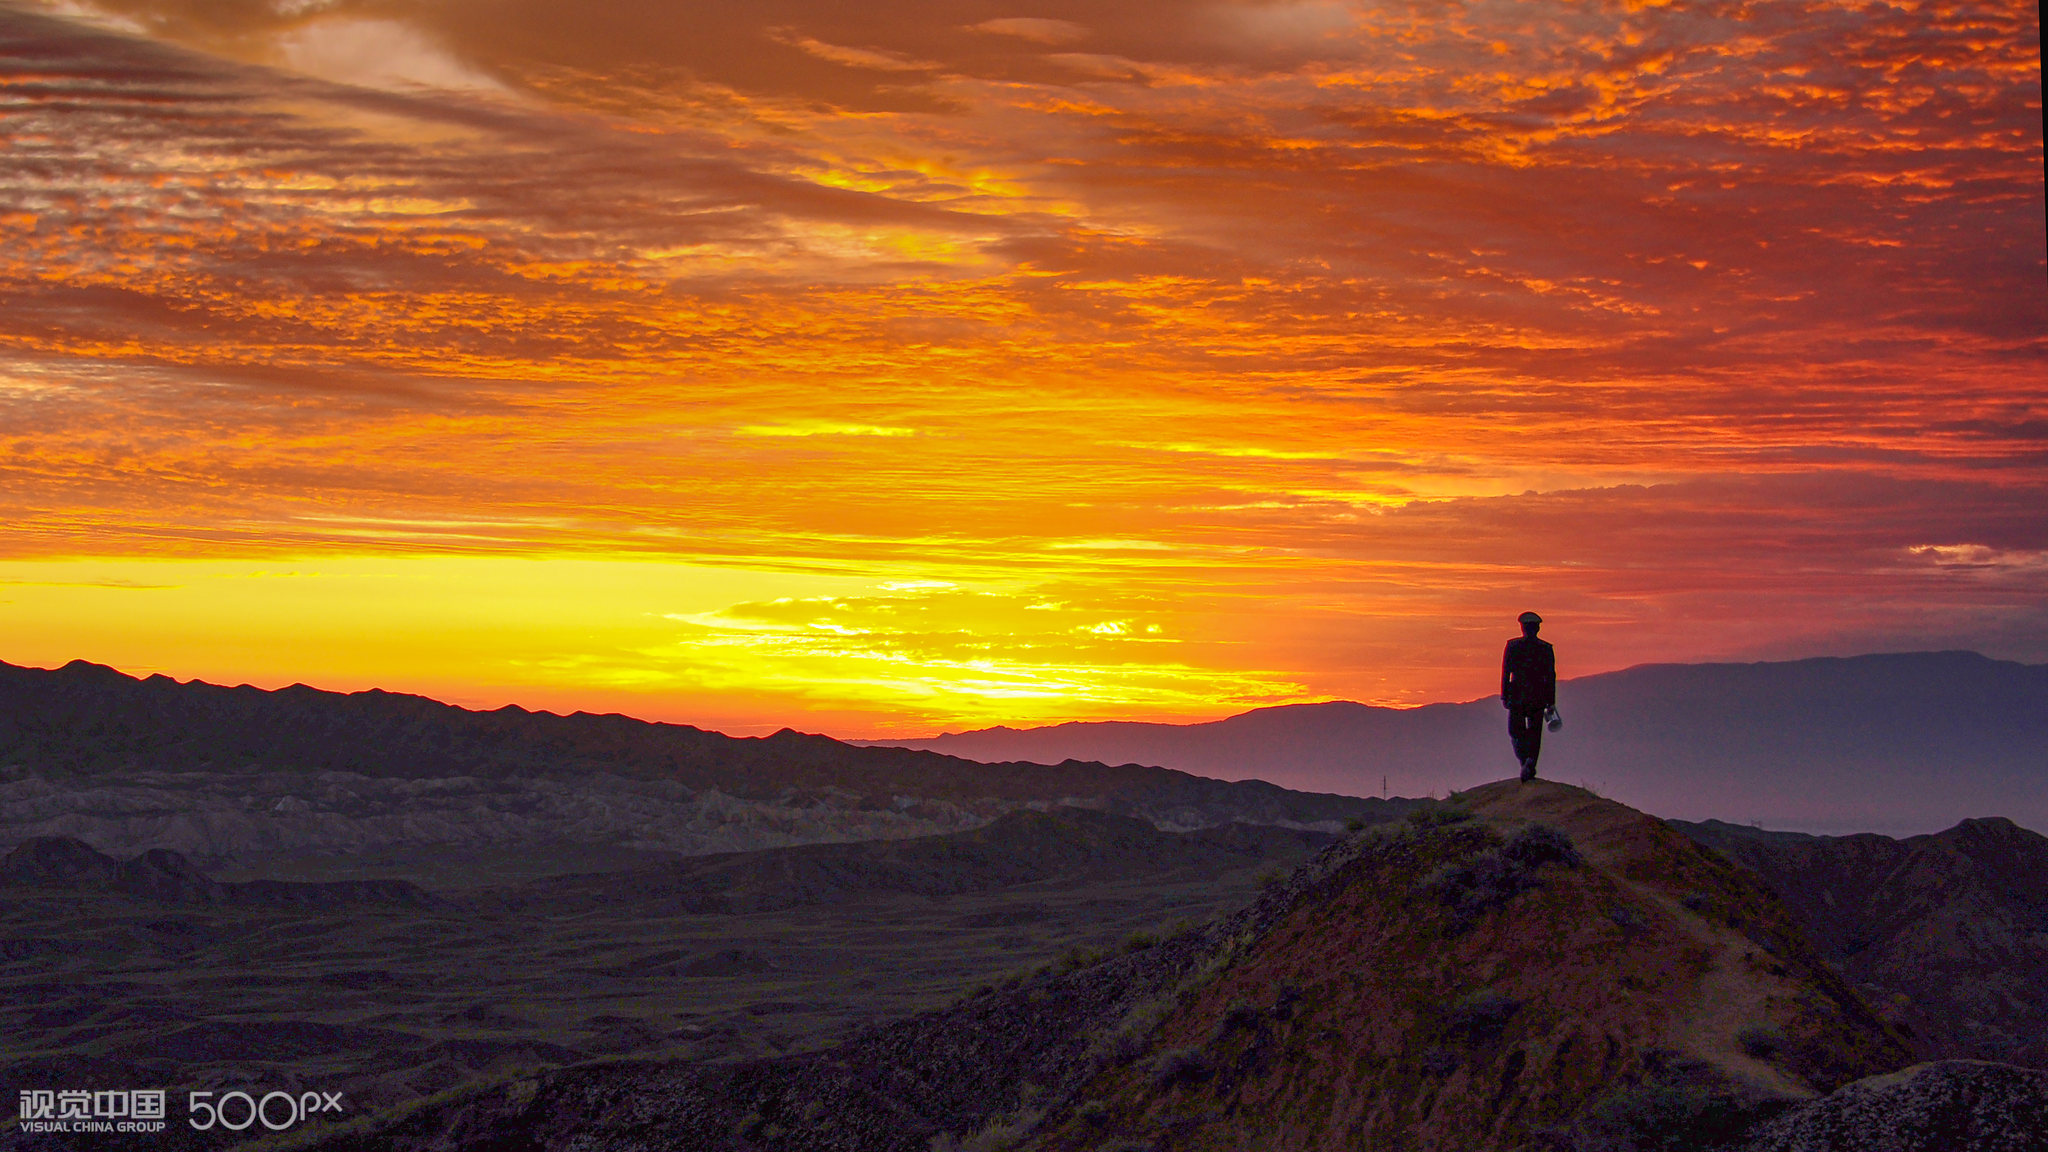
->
[1501, 611, 1556, 782]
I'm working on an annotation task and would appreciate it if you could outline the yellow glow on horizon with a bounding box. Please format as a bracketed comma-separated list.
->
[0, 554, 1323, 736]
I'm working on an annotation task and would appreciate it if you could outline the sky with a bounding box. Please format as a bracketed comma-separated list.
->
[0, 0, 2041, 738]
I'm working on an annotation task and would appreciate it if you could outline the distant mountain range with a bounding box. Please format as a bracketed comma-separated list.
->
[861, 652, 2048, 835]
[0, 659, 1399, 861]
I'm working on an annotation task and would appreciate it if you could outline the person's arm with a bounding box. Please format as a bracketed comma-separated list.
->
[1501, 642, 1515, 707]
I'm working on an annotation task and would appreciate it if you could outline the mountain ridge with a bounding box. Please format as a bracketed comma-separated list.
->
[1675, 815, 2048, 1069]
[862, 651, 2048, 835]
[0, 658, 1400, 862]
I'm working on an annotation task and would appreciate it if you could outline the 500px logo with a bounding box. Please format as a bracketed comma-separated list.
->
[16, 1088, 346, 1134]
[187, 1090, 346, 1132]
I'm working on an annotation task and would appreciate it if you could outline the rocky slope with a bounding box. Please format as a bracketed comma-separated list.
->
[1024, 780, 1914, 1151]
[1676, 817, 2048, 1068]
[0, 660, 1398, 863]
[280, 781, 2043, 1152]
[1740, 1060, 2048, 1152]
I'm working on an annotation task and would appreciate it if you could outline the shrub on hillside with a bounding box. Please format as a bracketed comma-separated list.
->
[1503, 822, 1581, 868]
[1271, 982, 1303, 1021]
[958, 1107, 1042, 1152]
[1056, 944, 1106, 972]
[1151, 1046, 1211, 1088]
[1608, 905, 1649, 934]
[1736, 1024, 1785, 1060]
[1417, 1046, 1460, 1075]
[1407, 803, 1475, 828]
[1420, 849, 1525, 917]
[1420, 822, 1580, 921]
[1444, 988, 1523, 1041]
[1211, 998, 1264, 1042]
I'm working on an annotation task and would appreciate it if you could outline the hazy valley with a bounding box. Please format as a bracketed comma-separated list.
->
[1, 810, 1339, 1148]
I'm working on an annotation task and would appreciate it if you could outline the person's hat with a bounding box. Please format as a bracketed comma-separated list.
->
[1517, 611, 1542, 625]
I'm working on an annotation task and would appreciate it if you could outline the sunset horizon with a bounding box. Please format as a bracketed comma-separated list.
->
[3, 0, 2041, 740]
[2, 643, 2038, 746]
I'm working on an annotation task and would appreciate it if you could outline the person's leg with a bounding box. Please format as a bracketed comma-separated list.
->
[1510, 710, 1544, 780]
[1509, 711, 1531, 773]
